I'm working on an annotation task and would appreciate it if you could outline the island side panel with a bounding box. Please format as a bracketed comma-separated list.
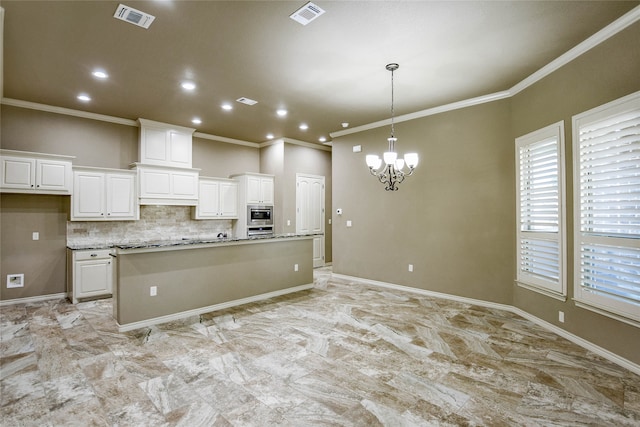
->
[115, 239, 313, 326]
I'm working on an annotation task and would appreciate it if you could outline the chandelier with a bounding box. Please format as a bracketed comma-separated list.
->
[365, 63, 419, 191]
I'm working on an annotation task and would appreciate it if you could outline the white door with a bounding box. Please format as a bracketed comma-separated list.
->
[1, 157, 35, 189]
[260, 177, 274, 204]
[76, 259, 112, 296]
[296, 174, 325, 267]
[219, 181, 238, 217]
[198, 179, 221, 218]
[73, 171, 105, 218]
[106, 173, 136, 219]
[36, 160, 70, 192]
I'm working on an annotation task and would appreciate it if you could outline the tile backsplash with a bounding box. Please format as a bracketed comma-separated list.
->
[67, 205, 232, 246]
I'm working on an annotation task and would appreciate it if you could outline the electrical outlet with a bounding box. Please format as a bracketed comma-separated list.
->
[408, 264, 413, 272]
[150, 286, 157, 296]
[559, 311, 565, 323]
[287, 219, 291, 226]
[294, 264, 299, 272]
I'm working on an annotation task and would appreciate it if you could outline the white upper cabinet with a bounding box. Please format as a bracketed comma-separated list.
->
[243, 174, 274, 205]
[193, 177, 238, 219]
[71, 167, 138, 221]
[1, 150, 74, 194]
[138, 118, 194, 169]
[133, 163, 199, 206]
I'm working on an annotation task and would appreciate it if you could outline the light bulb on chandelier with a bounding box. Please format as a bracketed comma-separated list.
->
[365, 63, 419, 191]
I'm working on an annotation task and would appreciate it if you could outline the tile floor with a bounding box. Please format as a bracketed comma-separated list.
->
[1, 267, 639, 426]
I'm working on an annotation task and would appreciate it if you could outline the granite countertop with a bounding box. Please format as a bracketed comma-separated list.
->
[68, 233, 321, 251]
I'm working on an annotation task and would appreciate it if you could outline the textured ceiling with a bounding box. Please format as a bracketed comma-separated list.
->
[2, 1, 638, 144]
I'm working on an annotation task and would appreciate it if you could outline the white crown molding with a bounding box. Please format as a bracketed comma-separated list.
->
[332, 273, 640, 377]
[1, 97, 332, 151]
[509, 4, 640, 96]
[1, 97, 138, 126]
[331, 91, 511, 138]
[258, 137, 332, 152]
[331, 5, 640, 139]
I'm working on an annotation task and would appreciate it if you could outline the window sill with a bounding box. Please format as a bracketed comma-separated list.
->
[515, 281, 567, 302]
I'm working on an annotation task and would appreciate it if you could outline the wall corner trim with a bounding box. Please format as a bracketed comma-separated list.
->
[332, 273, 640, 377]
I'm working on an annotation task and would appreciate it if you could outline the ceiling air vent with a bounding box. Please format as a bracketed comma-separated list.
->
[290, 2, 325, 26]
[114, 4, 155, 29]
[236, 97, 258, 106]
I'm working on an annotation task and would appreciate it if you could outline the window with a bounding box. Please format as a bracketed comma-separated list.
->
[573, 91, 640, 325]
[515, 121, 566, 298]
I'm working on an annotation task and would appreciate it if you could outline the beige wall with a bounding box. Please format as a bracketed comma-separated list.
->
[1, 105, 138, 169]
[333, 99, 514, 304]
[260, 141, 333, 262]
[332, 21, 640, 364]
[0, 194, 69, 299]
[193, 136, 259, 177]
[282, 143, 332, 263]
[511, 22, 640, 364]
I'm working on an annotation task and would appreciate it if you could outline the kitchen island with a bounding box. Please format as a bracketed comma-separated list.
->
[113, 235, 314, 331]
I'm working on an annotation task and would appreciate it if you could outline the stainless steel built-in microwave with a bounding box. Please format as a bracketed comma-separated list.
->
[247, 205, 273, 226]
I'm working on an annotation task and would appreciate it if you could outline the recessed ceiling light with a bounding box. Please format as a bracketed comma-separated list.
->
[92, 69, 108, 79]
[181, 81, 196, 91]
[276, 109, 288, 117]
[299, 123, 309, 130]
[221, 103, 233, 111]
[319, 136, 326, 143]
[77, 94, 91, 102]
[266, 133, 274, 140]
[192, 117, 202, 125]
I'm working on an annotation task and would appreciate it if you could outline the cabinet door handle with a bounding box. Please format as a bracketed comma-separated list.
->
[90, 253, 98, 257]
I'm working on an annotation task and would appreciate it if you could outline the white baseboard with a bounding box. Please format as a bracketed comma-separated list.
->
[0, 292, 67, 307]
[117, 283, 314, 332]
[332, 273, 640, 377]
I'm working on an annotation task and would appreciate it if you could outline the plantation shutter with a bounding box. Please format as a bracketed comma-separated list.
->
[516, 122, 565, 296]
[574, 92, 640, 323]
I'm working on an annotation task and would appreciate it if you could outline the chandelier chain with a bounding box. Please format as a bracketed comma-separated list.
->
[390, 66, 395, 138]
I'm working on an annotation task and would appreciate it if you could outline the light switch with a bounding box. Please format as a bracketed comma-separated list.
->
[346, 220, 352, 227]
[32, 232, 39, 241]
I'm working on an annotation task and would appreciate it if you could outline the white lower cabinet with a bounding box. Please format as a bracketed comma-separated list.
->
[193, 177, 238, 219]
[67, 248, 114, 304]
[72, 167, 138, 221]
